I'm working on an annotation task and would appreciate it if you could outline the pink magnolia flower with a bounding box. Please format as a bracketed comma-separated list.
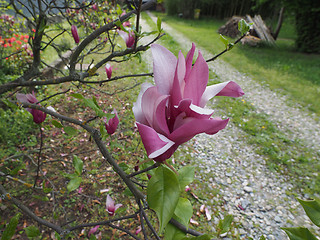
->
[133, 43, 244, 162]
[105, 63, 113, 79]
[118, 30, 135, 48]
[88, 225, 99, 237]
[106, 194, 122, 216]
[92, 3, 98, 11]
[16, 91, 46, 124]
[104, 109, 119, 135]
[71, 25, 79, 44]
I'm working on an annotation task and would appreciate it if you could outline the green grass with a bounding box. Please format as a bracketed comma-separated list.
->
[151, 12, 320, 116]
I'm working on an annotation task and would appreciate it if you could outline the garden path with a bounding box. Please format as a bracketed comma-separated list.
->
[139, 12, 320, 240]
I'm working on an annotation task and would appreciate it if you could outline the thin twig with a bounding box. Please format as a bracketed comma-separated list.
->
[128, 162, 160, 178]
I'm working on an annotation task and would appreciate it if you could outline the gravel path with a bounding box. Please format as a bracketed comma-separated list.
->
[139, 12, 320, 239]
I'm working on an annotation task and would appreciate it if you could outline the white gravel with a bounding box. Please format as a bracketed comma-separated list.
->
[139, 12, 320, 239]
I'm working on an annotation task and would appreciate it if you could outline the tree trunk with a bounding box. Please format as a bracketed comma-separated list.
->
[272, 7, 285, 40]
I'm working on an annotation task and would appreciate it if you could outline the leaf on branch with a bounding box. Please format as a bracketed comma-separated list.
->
[52, 120, 63, 128]
[297, 198, 320, 227]
[281, 227, 318, 240]
[67, 176, 82, 192]
[1, 214, 20, 240]
[70, 93, 84, 100]
[63, 126, 77, 137]
[164, 223, 186, 240]
[178, 166, 195, 190]
[173, 198, 193, 228]
[238, 19, 252, 35]
[73, 155, 83, 176]
[157, 17, 162, 32]
[147, 165, 180, 233]
[24, 225, 40, 238]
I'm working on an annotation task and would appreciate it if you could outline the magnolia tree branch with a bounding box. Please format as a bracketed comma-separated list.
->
[0, 184, 64, 234]
[0, 0, 157, 96]
[206, 33, 246, 63]
[13, 102, 205, 238]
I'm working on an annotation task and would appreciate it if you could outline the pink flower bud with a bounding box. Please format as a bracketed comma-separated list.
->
[16, 91, 46, 124]
[92, 3, 98, 11]
[106, 195, 122, 216]
[118, 30, 135, 48]
[88, 225, 99, 237]
[71, 25, 79, 44]
[104, 109, 119, 135]
[105, 63, 112, 79]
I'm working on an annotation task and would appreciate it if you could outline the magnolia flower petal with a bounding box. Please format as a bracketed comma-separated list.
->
[106, 194, 115, 210]
[170, 117, 229, 145]
[136, 123, 175, 159]
[174, 99, 214, 120]
[185, 43, 196, 79]
[183, 50, 209, 106]
[71, 25, 79, 44]
[133, 82, 153, 125]
[142, 86, 170, 135]
[16, 93, 29, 103]
[200, 81, 245, 107]
[171, 51, 186, 106]
[118, 30, 128, 44]
[105, 110, 119, 135]
[151, 44, 177, 95]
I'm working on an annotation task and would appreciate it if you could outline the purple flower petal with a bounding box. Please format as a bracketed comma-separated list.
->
[151, 44, 177, 95]
[200, 81, 244, 107]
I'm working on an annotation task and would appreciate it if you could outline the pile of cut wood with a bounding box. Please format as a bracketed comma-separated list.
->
[218, 15, 275, 46]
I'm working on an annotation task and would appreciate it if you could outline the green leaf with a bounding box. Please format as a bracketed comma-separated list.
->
[67, 176, 82, 192]
[164, 223, 186, 240]
[70, 93, 84, 99]
[52, 120, 63, 128]
[282, 227, 318, 240]
[92, 96, 100, 109]
[147, 165, 180, 233]
[174, 198, 193, 227]
[63, 126, 77, 136]
[178, 166, 194, 189]
[1, 214, 20, 240]
[297, 198, 320, 227]
[24, 225, 40, 238]
[73, 155, 83, 176]
[83, 98, 98, 111]
[157, 17, 162, 32]
[218, 215, 233, 234]
[219, 34, 229, 49]
[238, 19, 251, 35]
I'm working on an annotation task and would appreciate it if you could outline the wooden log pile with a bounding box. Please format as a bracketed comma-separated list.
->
[246, 15, 275, 45]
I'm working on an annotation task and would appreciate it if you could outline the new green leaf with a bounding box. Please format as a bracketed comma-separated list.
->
[157, 17, 162, 32]
[147, 165, 180, 233]
[1, 214, 20, 240]
[67, 176, 82, 192]
[63, 126, 77, 136]
[297, 198, 320, 227]
[164, 223, 186, 240]
[24, 225, 40, 238]
[174, 198, 193, 227]
[73, 155, 83, 175]
[52, 120, 63, 128]
[282, 227, 318, 240]
[178, 166, 194, 189]
[238, 19, 251, 35]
